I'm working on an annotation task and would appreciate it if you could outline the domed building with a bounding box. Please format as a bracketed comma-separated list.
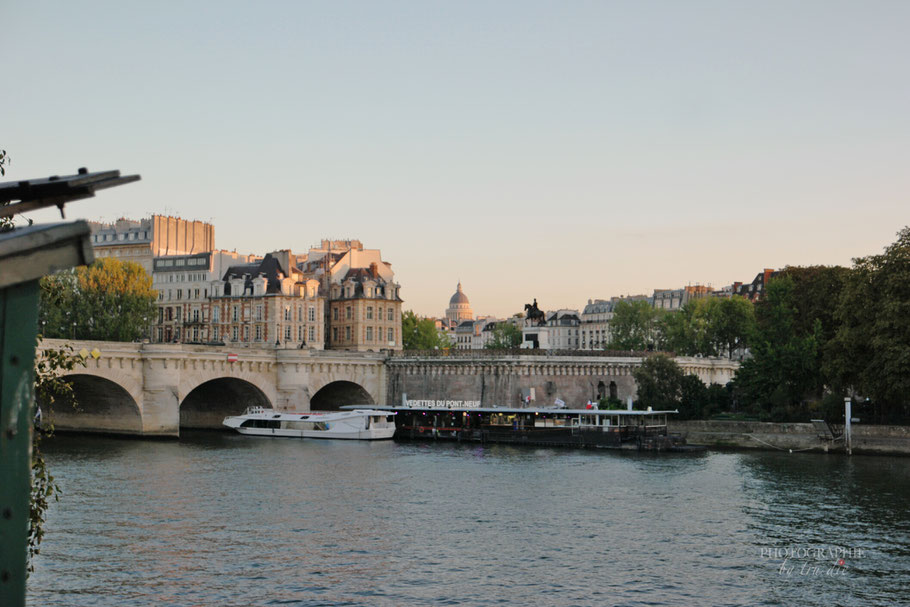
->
[445, 282, 473, 327]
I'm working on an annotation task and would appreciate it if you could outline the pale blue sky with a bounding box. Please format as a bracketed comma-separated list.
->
[3, 1, 908, 317]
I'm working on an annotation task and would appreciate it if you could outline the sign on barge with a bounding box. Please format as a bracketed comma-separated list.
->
[346, 405, 701, 452]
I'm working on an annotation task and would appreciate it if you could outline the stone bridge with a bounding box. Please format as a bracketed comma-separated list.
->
[39, 339, 387, 437]
[39, 340, 739, 437]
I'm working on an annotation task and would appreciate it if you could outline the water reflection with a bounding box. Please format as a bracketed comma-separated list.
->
[27, 434, 910, 606]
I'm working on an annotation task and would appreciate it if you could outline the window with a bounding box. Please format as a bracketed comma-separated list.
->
[256, 305, 262, 321]
[177, 289, 183, 300]
[332, 327, 338, 342]
[298, 306, 302, 322]
[297, 326, 302, 341]
[232, 327, 238, 341]
[387, 308, 394, 321]
[345, 326, 351, 341]
[378, 307, 383, 320]
[285, 326, 291, 340]
[333, 308, 339, 321]
[366, 306, 373, 320]
[213, 307, 220, 322]
[255, 325, 262, 340]
[192, 309, 199, 322]
[308, 306, 315, 322]
[244, 326, 249, 341]
[309, 326, 315, 342]
[388, 327, 394, 343]
[175, 308, 181, 321]
[232, 306, 239, 322]
[284, 307, 291, 321]
[366, 326, 373, 341]
[346, 306, 352, 320]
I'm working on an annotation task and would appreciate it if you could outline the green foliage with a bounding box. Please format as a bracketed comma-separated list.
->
[632, 354, 685, 410]
[657, 296, 755, 358]
[827, 228, 910, 421]
[732, 276, 822, 420]
[484, 322, 522, 349]
[597, 396, 624, 410]
[402, 310, 452, 350]
[39, 258, 157, 342]
[610, 300, 662, 351]
[29, 342, 86, 575]
[632, 354, 726, 419]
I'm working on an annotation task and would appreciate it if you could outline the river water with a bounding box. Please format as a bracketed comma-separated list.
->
[27, 433, 910, 606]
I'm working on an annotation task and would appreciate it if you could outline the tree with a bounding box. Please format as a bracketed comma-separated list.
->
[657, 296, 755, 358]
[827, 228, 910, 421]
[732, 276, 821, 420]
[402, 310, 452, 350]
[610, 300, 662, 351]
[39, 258, 157, 342]
[484, 322, 522, 349]
[712, 296, 756, 359]
[633, 354, 685, 410]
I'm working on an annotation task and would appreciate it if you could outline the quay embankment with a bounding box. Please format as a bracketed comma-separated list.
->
[669, 420, 910, 456]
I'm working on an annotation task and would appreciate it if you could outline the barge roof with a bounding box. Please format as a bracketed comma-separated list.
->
[344, 405, 678, 416]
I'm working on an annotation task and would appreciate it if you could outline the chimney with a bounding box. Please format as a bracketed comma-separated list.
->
[369, 262, 378, 278]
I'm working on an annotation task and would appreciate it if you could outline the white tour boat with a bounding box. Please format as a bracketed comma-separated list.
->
[223, 406, 397, 440]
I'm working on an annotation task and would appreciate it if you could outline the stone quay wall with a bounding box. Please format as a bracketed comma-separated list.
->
[668, 420, 910, 456]
[386, 353, 739, 409]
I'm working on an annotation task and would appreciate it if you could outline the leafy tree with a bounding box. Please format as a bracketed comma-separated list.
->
[402, 310, 452, 350]
[657, 296, 755, 358]
[633, 354, 685, 410]
[732, 276, 821, 420]
[610, 300, 662, 351]
[827, 228, 910, 421]
[39, 258, 157, 342]
[485, 322, 522, 349]
[633, 354, 716, 419]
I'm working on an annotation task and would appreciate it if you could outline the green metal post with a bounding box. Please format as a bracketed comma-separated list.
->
[0, 280, 39, 607]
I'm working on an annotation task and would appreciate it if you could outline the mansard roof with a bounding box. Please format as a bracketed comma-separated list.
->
[222, 254, 289, 295]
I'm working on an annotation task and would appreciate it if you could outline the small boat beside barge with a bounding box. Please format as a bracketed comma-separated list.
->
[223, 407, 396, 440]
[345, 405, 701, 452]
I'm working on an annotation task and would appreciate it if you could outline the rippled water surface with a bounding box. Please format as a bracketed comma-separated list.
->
[28, 433, 910, 606]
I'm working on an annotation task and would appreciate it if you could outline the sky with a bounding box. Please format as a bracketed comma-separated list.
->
[3, 1, 908, 318]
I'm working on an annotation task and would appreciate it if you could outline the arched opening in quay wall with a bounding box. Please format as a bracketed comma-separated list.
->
[311, 381, 374, 411]
[180, 378, 271, 429]
[41, 374, 142, 435]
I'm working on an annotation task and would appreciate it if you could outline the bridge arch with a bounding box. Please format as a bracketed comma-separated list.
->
[41, 374, 142, 435]
[310, 380, 375, 411]
[180, 377, 272, 429]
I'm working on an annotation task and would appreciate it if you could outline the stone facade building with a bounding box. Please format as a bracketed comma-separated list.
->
[521, 309, 581, 350]
[327, 264, 402, 351]
[89, 215, 215, 274]
[147, 236, 403, 351]
[152, 250, 260, 344]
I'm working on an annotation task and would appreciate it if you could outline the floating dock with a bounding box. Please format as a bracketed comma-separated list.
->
[348, 405, 700, 452]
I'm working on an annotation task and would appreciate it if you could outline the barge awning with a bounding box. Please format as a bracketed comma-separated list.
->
[342, 405, 679, 416]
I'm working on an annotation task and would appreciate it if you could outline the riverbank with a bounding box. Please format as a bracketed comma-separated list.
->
[669, 419, 910, 455]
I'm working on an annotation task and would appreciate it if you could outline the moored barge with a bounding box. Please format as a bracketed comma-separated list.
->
[346, 405, 699, 452]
